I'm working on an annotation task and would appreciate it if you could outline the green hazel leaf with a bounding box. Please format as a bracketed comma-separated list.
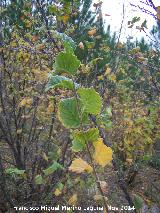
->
[5, 168, 25, 175]
[46, 75, 79, 91]
[43, 162, 63, 176]
[35, 175, 43, 185]
[84, 128, 99, 142]
[58, 97, 87, 129]
[77, 88, 102, 115]
[133, 195, 143, 211]
[74, 128, 99, 143]
[72, 139, 85, 152]
[54, 51, 80, 75]
[64, 41, 74, 53]
[104, 121, 113, 129]
[58, 97, 89, 129]
[71, 128, 99, 152]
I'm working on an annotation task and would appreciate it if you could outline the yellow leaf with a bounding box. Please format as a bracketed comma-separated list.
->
[104, 68, 111, 76]
[98, 75, 104, 81]
[88, 28, 97, 36]
[42, 153, 49, 162]
[10, 41, 17, 47]
[47, 103, 55, 114]
[32, 69, 48, 81]
[116, 42, 124, 49]
[69, 158, 93, 173]
[94, 194, 108, 202]
[17, 129, 22, 134]
[19, 97, 32, 108]
[94, 138, 112, 167]
[62, 15, 69, 23]
[110, 74, 116, 82]
[54, 188, 61, 196]
[126, 158, 133, 164]
[68, 194, 77, 205]
[25, 20, 31, 28]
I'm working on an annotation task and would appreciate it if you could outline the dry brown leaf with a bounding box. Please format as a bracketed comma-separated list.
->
[88, 28, 97, 36]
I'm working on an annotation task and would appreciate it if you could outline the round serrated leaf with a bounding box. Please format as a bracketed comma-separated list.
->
[58, 98, 81, 128]
[133, 195, 143, 211]
[73, 128, 99, 143]
[35, 175, 43, 185]
[71, 128, 99, 152]
[72, 139, 85, 152]
[78, 88, 102, 115]
[54, 51, 80, 75]
[43, 162, 63, 176]
[5, 168, 25, 175]
[46, 75, 76, 91]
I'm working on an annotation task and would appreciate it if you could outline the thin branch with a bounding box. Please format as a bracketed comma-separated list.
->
[71, 77, 109, 213]
[36, 0, 60, 51]
[117, 1, 125, 43]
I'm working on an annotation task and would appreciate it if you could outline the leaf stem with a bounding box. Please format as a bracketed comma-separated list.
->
[71, 77, 109, 213]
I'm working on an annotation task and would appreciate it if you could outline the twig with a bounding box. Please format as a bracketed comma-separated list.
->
[36, 0, 60, 51]
[71, 77, 109, 212]
[89, 115, 136, 211]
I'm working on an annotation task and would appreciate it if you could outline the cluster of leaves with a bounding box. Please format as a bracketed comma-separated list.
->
[45, 39, 113, 209]
[0, 1, 113, 210]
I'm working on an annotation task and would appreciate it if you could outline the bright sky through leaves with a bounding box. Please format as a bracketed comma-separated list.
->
[94, 0, 160, 41]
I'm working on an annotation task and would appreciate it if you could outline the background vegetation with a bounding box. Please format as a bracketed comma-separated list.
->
[0, 0, 160, 212]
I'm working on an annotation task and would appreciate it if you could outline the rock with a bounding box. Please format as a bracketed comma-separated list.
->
[142, 204, 160, 213]
[150, 204, 160, 213]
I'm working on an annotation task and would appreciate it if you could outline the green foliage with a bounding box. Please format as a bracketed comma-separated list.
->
[48, 5, 57, 14]
[1, 0, 160, 210]
[77, 88, 102, 115]
[43, 162, 63, 176]
[5, 168, 25, 176]
[71, 128, 99, 151]
[133, 195, 143, 211]
[46, 75, 77, 91]
[100, 107, 113, 129]
[58, 97, 82, 128]
[149, 155, 160, 170]
[73, 128, 99, 144]
[35, 175, 43, 185]
[72, 138, 86, 152]
[54, 51, 80, 75]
